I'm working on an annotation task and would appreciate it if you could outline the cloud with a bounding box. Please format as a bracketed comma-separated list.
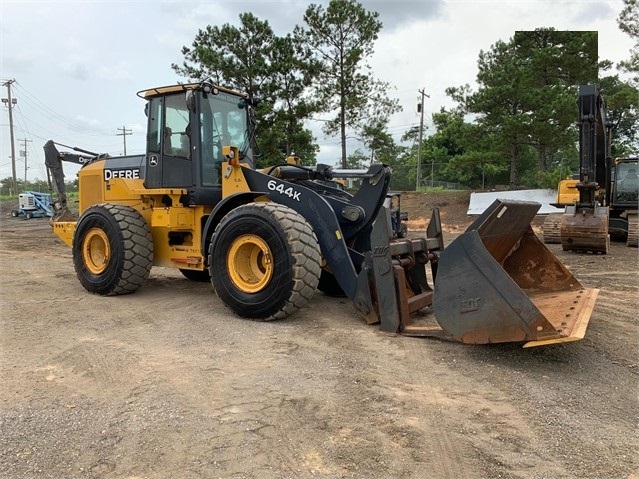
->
[60, 57, 92, 81]
[364, 0, 445, 31]
[570, 1, 615, 24]
[0, 0, 633, 181]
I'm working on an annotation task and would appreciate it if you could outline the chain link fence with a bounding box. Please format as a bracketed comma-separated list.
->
[388, 163, 464, 192]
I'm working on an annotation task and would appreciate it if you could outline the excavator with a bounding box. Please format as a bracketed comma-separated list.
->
[44, 80, 599, 347]
[543, 85, 639, 252]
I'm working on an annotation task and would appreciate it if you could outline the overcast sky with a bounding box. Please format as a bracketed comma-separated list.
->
[0, 0, 633, 182]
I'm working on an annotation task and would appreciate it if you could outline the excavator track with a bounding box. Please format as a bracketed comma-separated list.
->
[542, 213, 562, 244]
[627, 213, 639, 247]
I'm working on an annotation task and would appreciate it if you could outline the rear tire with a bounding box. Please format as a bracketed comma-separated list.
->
[73, 204, 153, 295]
[210, 203, 321, 320]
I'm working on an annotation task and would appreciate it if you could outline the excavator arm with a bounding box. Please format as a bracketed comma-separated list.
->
[560, 85, 613, 253]
[43, 140, 106, 220]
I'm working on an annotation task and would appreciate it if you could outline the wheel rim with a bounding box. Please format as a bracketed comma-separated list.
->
[227, 234, 273, 293]
[82, 227, 111, 275]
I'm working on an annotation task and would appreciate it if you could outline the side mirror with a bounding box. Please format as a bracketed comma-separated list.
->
[186, 90, 195, 112]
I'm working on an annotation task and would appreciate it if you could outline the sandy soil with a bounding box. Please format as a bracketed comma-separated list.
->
[1, 193, 637, 479]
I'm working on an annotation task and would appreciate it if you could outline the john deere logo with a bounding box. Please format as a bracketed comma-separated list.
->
[149, 155, 158, 167]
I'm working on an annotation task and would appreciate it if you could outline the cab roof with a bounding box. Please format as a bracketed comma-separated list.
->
[136, 82, 246, 99]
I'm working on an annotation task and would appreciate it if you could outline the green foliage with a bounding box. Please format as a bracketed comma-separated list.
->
[0, 177, 78, 197]
[600, 74, 639, 154]
[444, 30, 597, 189]
[617, 0, 639, 85]
[343, 149, 369, 169]
[524, 164, 575, 189]
[295, 0, 401, 167]
[172, 13, 319, 166]
[169, 8, 634, 191]
[172, 1, 402, 168]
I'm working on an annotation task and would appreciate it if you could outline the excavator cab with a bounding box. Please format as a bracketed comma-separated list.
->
[610, 158, 639, 246]
[612, 160, 639, 205]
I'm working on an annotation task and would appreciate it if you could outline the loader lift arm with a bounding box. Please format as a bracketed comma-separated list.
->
[223, 156, 597, 346]
[235, 162, 445, 331]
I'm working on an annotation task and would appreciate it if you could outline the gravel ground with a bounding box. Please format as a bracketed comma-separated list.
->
[0, 195, 637, 479]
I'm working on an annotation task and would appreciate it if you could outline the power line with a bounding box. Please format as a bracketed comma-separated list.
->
[12, 81, 114, 137]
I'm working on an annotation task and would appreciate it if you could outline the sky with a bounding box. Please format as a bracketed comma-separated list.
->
[0, 0, 634, 183]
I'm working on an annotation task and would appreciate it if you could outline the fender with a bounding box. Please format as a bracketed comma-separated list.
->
[242, 168, 360, 299]
[201, 192, 264, 255]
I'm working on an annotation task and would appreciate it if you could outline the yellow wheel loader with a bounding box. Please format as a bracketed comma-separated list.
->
[44, 80, 599, 347]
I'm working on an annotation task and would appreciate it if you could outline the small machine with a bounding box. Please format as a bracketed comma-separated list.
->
[11, 191, 53, 219]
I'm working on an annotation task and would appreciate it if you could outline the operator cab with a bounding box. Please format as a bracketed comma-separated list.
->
[138, 82, 255, 205]
[612, 159, 639, 206]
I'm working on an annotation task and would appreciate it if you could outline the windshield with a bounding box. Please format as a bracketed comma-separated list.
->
[614, 161, 639, 203]
[200, 91, 253, 166]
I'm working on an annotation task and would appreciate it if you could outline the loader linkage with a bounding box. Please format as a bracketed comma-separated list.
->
[353, 195, 598, 348]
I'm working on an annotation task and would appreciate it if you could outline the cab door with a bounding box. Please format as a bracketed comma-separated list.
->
[144, 94, 193, 189]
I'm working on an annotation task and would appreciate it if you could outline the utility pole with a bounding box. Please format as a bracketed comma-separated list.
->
[416, 88, 429, 191]
[19, 138, 33, 182]
[116, 125, 132, 155]
[2, 79, 18, 194]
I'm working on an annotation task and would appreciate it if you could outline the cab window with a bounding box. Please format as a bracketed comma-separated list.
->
[164, 94, 191, 159]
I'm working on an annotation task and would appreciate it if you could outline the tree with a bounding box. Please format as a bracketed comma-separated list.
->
[261, 34, 320, 162]
[173, 12, 274, 98]
[296, 0, 401, 168]
[359, 116, 396, 164]
[459, 39, 531, 188]
[172, 13, 319, 165]
[617, 0, 639, 85]
[513, 29, 597, 171]
[344, 149, 369, 168]
[446, 30, 598, 189]
[599, 73, 639, 154]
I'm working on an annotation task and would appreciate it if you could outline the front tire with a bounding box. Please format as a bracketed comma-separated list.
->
[210, 203, 321, 320]
[73, 204, 153, 295]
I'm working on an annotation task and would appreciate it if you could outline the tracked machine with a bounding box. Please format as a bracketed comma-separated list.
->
[544, 85, 639, 252]
[45, 81, 599, 347]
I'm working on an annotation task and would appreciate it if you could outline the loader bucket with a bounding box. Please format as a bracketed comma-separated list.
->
[433, 199, 598, 347]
